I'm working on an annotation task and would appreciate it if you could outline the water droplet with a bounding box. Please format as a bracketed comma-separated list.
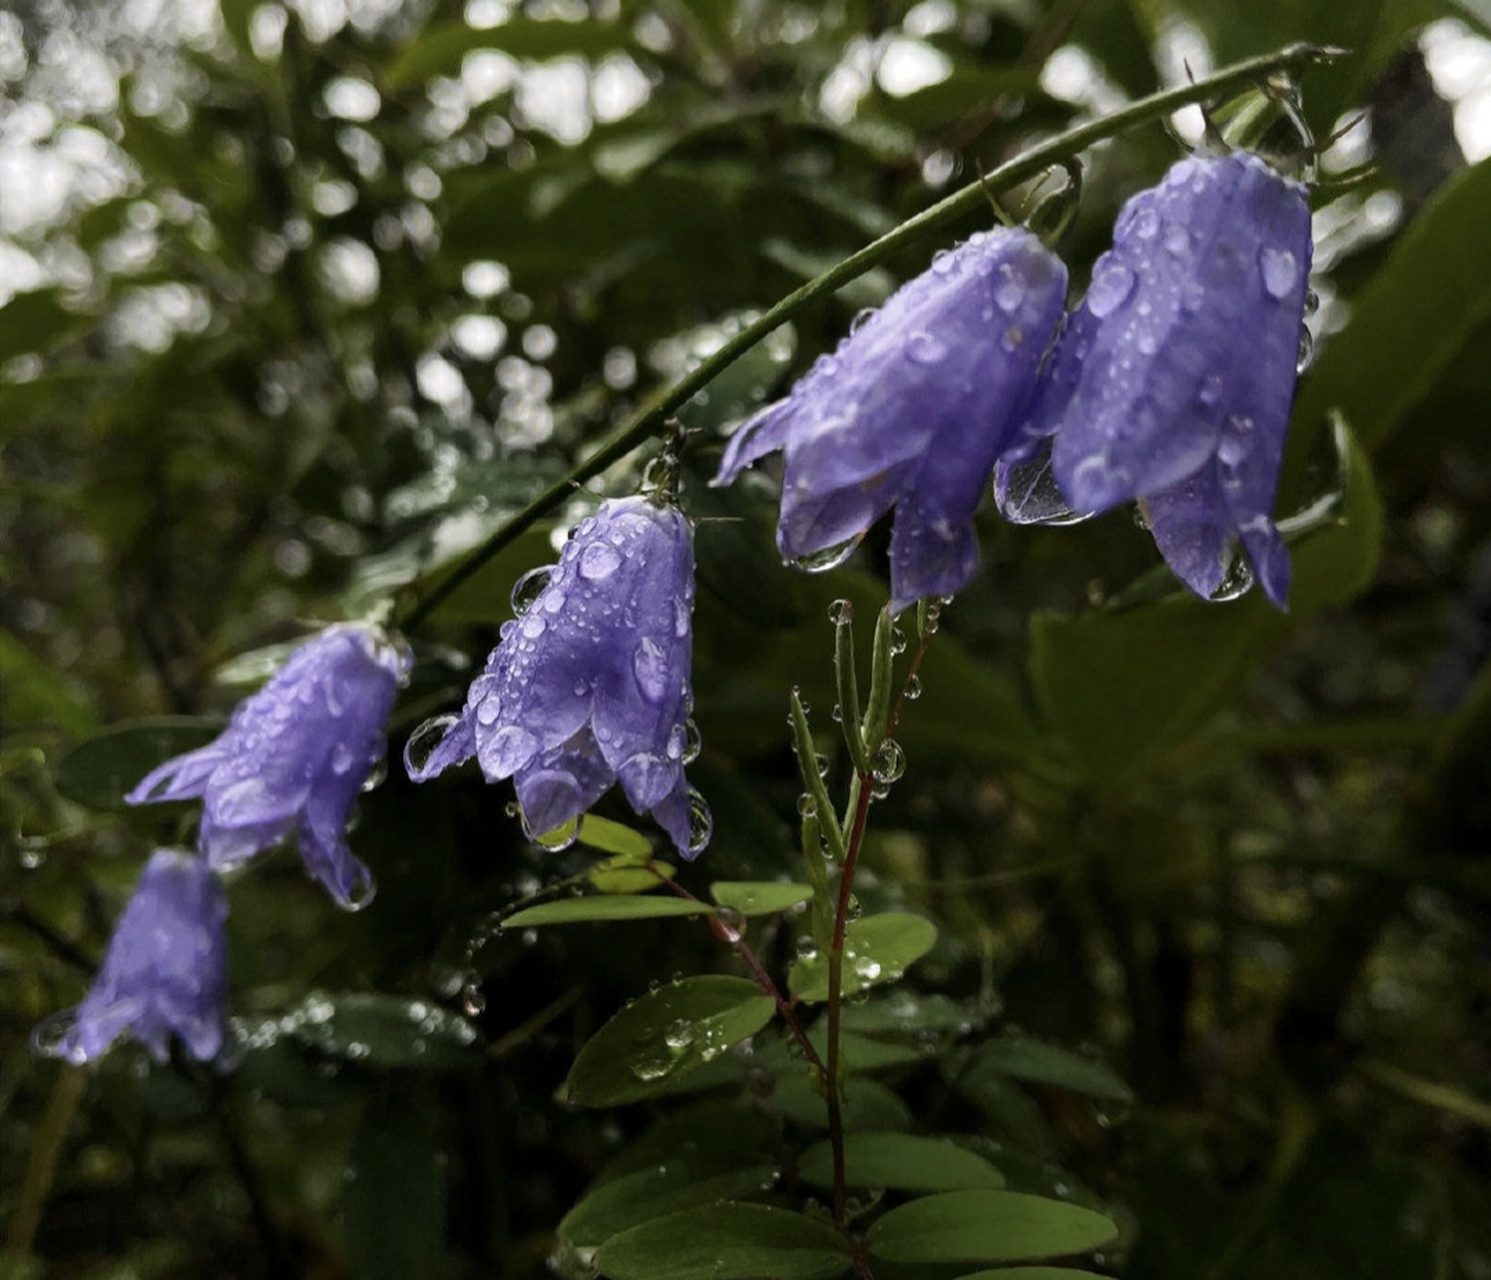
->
[632, 1056, 672, 1082]
[1258, 246, 1298, 300]
[331, 742, 355, 775]
[680, 719, 702, 765]
[994, 261, 1026, 312]
[475, 695, 502, 727]
[361, 757, 387, 793]
[796, 935, 819, 959]
[905, 674, 922, 700]
[1209, 545, 1256, 602]
[1085, 264, 1135, 318]
[520, 612, 546, 639]
[1163, 223, 1189, 255]
[996, 440, 1094, 526]
[904, 329, 947, 365]
[797, 792, 818, 817]
[1132, 205, 1160, 239]
[31, 1010, 81, 1062]
[215, 777, 271, 823]
[890, 625, 907, 656]
[849, 306, 877, 334]
[871, 739, 905, 786]
[632, 637, 669, 702]
[1303, 289, 1320, 316]
[663, 1019, 696, 1051]
[686, 788, 713, 857]
[1296, 327, 1314, 373]
[510, 565, 552, 614]
[1197, 373, 1224, 409]
[828, 598, 852, 627]
[673, 597, 690, 638]
[580, 541, 622, 580]
[342, 865, 377, 912]
[788, 536, 859, 573]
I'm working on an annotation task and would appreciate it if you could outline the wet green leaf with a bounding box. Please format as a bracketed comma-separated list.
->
[594, 1203, 850, 1280]
[52, 717, 220, 811]
[954, 1270, 1110, 1279]
[710, 880, 814, 916]
[789, 913, 938, 1003]
[577, 815, 655, 859]
[867, 1190, 1117, 1264]
[798, 1133, 1006, 1192]
[278, 991, 484, 1071]
[504, 895, 711, 927]
[566, 976, 776, 1106]
[771, 1074, 913, 1133]
[973, 1037, 1133, 1103]
[588, 858, 676, 895]
[560, 1163, 779, 1249]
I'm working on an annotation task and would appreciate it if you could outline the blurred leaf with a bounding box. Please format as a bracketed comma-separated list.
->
[560, 1163, 778, 1250]
[789, 912, 938, 1003]
[771, 1073, 913, 1133]
[504, 896, 711, 926]
[52, 717, 219, 812]
[954, 1270, 1110, 1279]
[0, 289, 94, 362]
[840, 992, 972, 1036]
[566, 975, 775, 1106]
[971, 1037, 1133, 1103]
[0, 632, 94, 735]
[281, 991, 484, 1071]
[1031, 421, 1381, 784]
[382, 17, 643, 90]
[1294, 156, 1491, 456]
[594, 1203, 849, 1280]
[344, 1092, 447, 1280]
[710, 881, 814, 915]
[797, 1132, 1007, 1192]
[867, 1190, 1117, 1264]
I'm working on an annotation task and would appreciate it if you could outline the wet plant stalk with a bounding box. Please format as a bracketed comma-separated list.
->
[395, 42, 1341, 633]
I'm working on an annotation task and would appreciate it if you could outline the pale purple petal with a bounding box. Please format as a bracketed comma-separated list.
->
[40, 850, 229, 1064]
[715, 227, 1068, 610]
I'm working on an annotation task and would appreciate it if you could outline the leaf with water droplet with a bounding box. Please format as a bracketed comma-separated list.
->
[589, 856, 675, 895]
[972, 1036, 1132, 1103]
[560, 1163, 781, 1251]
[709, 880, 814, 916]
[277, 991, 484, 1072]
[54, 717, 220, 812]
[566, 975, 775, 1107]
[788, 912, 938, 1003]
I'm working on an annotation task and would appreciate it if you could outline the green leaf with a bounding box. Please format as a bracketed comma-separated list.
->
[560, 1164, 778, 1249]
[1292, 155, 1491, 455]
[0, 288, 93, 361]
[1029, 420, 1381, 784]
[504, 895, 712, 927]
[382, 17, 642, 90]
[344, 1093, 448, 1280]
[789, 913, 939, 1003]
[566, 976, 776, 1106]
[867, 1190, 1117, 1264]
[710, 881, 814, 916]
[594, 1203, 849, 1280]
[577, 814, 655, 859]
[972, 1037, 1133, 1104]
[282, 991, 484, 1071]
[588, 858, 676, 895]
[954, 1270, 1111, 1279]
[841, 992, 972, 1036]
[797, 1133, 1006, 1192]
[0, 630, 93, 735]
[771, 1074, 913, 1133]
[52, 717, 220, 811]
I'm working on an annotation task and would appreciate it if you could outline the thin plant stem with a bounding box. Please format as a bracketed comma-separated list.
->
[394, 42, 1341, 633]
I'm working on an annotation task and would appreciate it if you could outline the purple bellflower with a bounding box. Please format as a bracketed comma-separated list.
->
[714, 227, 1068, 614]
[38, 850, 229, 1065]
[405, 495, 709, 858]
[996, 151, 1312, 606]
[127, 623, 411, 908]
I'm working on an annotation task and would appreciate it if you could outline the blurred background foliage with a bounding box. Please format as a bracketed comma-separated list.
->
[3, 0, 1491, 1276]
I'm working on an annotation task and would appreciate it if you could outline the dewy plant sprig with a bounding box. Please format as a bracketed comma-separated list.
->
[33, 40, 1346, 1280]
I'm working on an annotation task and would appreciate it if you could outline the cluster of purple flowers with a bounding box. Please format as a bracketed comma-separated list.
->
[40, 145, 1311, 1067]
[718, 149, 1313, 608]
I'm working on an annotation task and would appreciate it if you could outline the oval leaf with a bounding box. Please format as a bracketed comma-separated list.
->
[594, 1203, 849, 1280]
[955, 1270, 1111, 1279]
[711, 881, 814, 916]
[560, 1164, 777, 1249]
[283, 991, 484, 1071]
[504, 896, 712, 927]
[868, 1190, 1116, 1265]
[566, 976, 775, 1106]
[973, 1038, 1132, 1104]
[798, 1133, 1006, 1192]
[54, 717, 220, 812]
[789, 913, 938, 1003]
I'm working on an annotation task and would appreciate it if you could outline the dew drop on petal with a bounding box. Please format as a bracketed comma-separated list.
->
[903, 330, 947, 366]
[579, 542, 622, 580]
[1197, 373, 1224, 409]
[673, 597, 690, 638]
[685, 787, 713, 857]
[632, 637, 669, 703]
[1163, 223, 1190, 255]
[1258, 246, 1299, 300]
[342, 865, 378, 912]
[475, 695, 502, 727]
[361, 757, 387, 792]
[520, 613, 546, 639]
[994, 261, 1026, 312]
[510, 566, 553, 615]
[789, 536, 860, 573]
[681, 718, 702, 765]
[1297, 328, 1314, 374]
[996, 440, 1094, 527]
[215, 777, 271, 824]
[331, 743, 356, 775]
[1133, 205, 1160, 239]
[1085, 265, 1136, 318]
[404, 714, 459, 774]
[666, 723, 687, 760]
[1209, 545, 1256, 602]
